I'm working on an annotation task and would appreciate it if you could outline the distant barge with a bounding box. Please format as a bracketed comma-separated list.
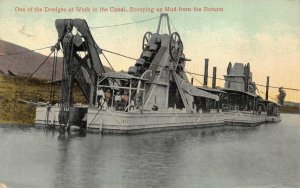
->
[35, 13, 280, 133]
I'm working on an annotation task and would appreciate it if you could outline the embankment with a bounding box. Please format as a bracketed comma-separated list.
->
[0, 75, 86, 125]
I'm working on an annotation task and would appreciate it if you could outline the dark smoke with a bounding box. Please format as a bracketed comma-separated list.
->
[277, 87, 286, 105]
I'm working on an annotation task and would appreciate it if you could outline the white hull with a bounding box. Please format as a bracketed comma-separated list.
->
[35, 106, 276, 134]
[266, 116, 281, 123]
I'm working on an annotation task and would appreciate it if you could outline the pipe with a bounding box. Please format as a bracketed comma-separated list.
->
[266, 76, 269, 100]
[204, 58, 209, 86]
[212, 67, 217, 89]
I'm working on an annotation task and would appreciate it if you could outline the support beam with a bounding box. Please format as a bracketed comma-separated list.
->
[172, 71, 191, 112]
[89, 71, 96, 106]
[156, 13, 171, 35]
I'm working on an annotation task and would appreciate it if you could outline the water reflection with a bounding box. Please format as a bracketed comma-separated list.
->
[1, 114, 300, 188]
[46, 126, 261, 187]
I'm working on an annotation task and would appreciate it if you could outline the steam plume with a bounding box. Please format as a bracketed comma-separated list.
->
[277, 87, 286, 105]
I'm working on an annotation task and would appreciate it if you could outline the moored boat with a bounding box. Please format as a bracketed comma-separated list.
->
[35, 13, 280, 133]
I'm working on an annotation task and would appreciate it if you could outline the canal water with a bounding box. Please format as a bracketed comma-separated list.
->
[0, 114, 300, 188]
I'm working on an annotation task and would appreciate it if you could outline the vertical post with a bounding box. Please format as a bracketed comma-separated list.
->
[89, 72, 96, 107]
[11, 93, 16, 125]
[191, 78, 194, 85]
[111, 81, 114, 109]
[212, 67, 217, 89]
[166, 81, 169, 108]
[253, 97, 256, 114]
[143, 82, 146, 106]
[266, 76, 269, 100]
[204, 58, 209, 86]
[129, 79, 132, 106]
[95, 85, 98, 107]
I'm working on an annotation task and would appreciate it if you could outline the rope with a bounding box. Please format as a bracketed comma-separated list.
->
[89, 16, 159, 29]
[0, 46, 52, 57]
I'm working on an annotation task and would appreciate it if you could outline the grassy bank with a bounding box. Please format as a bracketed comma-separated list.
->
[280, 105, 300, 114]
[0, 75, 87, 125]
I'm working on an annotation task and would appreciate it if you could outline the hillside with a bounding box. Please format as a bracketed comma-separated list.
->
[0, 75, 87, 125]
[0, 40, 62, 80]
[0, 40, 112, 80]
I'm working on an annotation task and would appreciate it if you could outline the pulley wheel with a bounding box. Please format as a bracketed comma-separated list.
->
[142, 32, 152, 50]
[169, 32, 183, 61]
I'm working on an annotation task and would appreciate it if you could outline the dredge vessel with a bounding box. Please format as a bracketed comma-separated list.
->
[35, 13, 280, 133]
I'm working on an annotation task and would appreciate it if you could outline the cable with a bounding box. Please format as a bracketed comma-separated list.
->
[184, 67, 203, 85]
[17, 51, 53, 96]
[256, 86, 261, 96]
[257, 84, 300, 91]
[23, 51, 53, 83]
[98, 47, 300, 92]
[185, 71, 300, 92]
[0, 17, 158, 56]
[97, 47, 300, 92]
[169, 18, 177, 32]
[101, 48, 137, 61]
[101, 52, 115, 71]
[89, 16, 159, 29]
[0, 46, 52, 57]
[256, 86, 277, 101]
[1, 41, 299, 93]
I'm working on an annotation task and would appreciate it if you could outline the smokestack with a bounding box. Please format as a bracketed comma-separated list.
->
[204, 58, 209, 86]
[191, 78, 194, 85]
[212, 67, 217, 89]
[266, 76, 269, 100]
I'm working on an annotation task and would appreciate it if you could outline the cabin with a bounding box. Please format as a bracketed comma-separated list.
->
[196, 87, 226, 112]
[96, 72, 147, 111]
[222, 62, 259, 113]
[95, 71, 220, 113]
[264, 100, 281, 116]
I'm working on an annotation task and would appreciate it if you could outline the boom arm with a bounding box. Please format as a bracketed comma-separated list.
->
[55, 19, 105, 125]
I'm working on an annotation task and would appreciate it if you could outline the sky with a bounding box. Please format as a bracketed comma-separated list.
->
[0, 0, 300, 102]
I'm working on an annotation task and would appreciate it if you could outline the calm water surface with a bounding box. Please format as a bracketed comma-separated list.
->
[0, 114, 300, 188]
